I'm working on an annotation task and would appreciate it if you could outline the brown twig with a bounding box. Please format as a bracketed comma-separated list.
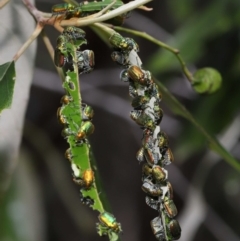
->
[17, 0, 153, 65]
[21, 0, 152, 31]
[22, 0, 43, 23]
[11, 0, 64, 63]
[41, 30, 65, 81]
[22, 0, 63, 32]
[0, 0, 9, 9]
[13, 23, 43, 62]
[138, 5, 153, 11]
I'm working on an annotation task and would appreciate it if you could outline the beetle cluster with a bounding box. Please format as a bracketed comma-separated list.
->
[59, 95, 95, 191]
[54, 26, 122, 238]
[55, 26, 96, 202]
[54, 26, 95, 74]
[52, 1, 181, 238]
[109, 32, 181, 241]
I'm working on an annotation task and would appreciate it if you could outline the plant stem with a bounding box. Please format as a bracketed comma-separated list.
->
[22, 0, 43, 22]
[41, 30, 65, 82]
[13, 23, 43, 62]
[22, 0, 64, 32]
[155, 79, 240, 172]
[60, 0, 153, 27]
[0, 0, 9, 9]
[113, 25, 194, 83]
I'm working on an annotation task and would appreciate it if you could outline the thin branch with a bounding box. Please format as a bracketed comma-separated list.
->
[155, 79, 240, 172]
[112, 25, 194, 83]
[93, 22, 116, 37]
[38, 11, 52, 18]
[60, 0, 153, 27]
[13, 23, 43, 62]
[58, 0, 119, 24]
[0, 0, 9, 9]
[22, 0, 64, 32]
[11, 0, 63, 64]
[41, 30, 65, 82]
[22, 0, 43, 23]
[138, 5, 153, 11]
[22, 0, 152, 34]
[92, 0, 117, 18]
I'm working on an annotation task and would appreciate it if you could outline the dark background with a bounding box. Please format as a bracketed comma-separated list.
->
[1, 0, 240, 241]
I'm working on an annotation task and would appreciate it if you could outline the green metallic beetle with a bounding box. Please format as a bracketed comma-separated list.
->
[61, 127, 73, 138]
[63, 26, 86, 41]
[52, 3, 75, 14]
[136, 146, 145, 162]
[73, 168, 95, 189]
[151, 215, 181, 241]
[55, 27, 86, 53]
[150, 216, 165, 241]
[166, 218, 181, 240]
[57, 107, 68, 126]
[56, 35, 68, 55]
[54, 35, 69, 67]
[54, 26, 87, 68]
[82, 103, 94, 121]
[163, 197, 178, 219]
[144, 147, 158, 166]
[76, 50, 95, 74]
[166, 181, 174, 200]
[157, 131, 169, 155]
[54, 28, 95, 74]
[128, 65, 153, 86]
[153, 102, 163, 124]
[58, 49, 95, 74]
[98, 212, 121, 233]
[60, 95, 73, 105]
[152, 165, 167, 183]
[147, 82, 161, 100]
[161, 148, 174, 166]
[110, 34, 139, 52]
[130, 110, 155, 131]
[65, 148, 73, 162]
[76, 121, 95, 140]
[131, 95, 151, 109]
[142, 179, 162, 197]
[142, 163, 152, 176]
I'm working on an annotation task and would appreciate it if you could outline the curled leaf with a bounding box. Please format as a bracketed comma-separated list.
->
[192, 67, 222, 94]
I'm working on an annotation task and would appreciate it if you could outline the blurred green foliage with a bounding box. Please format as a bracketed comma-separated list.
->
[146, 0, 240, 162]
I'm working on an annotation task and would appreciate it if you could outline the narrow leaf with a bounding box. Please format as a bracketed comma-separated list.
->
[0, 61, 16, 112]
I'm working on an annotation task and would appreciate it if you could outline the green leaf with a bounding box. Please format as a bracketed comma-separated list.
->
[109, 231, 119, 241]
[59, 37, 121, 240]
[62, 68, 105, 212]
[0, 61, 16, 112]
